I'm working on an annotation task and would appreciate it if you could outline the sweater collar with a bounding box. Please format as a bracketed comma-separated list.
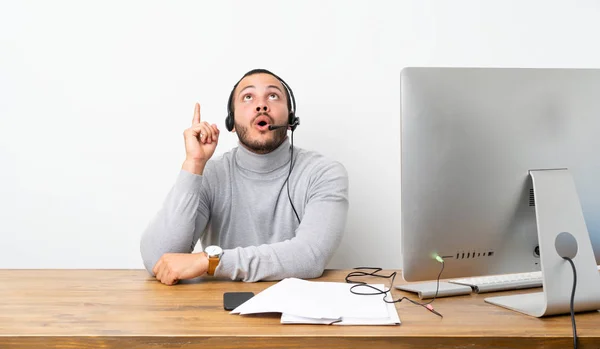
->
[235, 137, 291, 173]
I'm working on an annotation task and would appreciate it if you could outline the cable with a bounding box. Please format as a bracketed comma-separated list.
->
[564, 257, 578, 349]
[345, 259, 446, 318]
[285, 130, 300, 224]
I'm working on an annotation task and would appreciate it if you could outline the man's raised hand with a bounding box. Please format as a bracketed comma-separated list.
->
[182, 103, 220, 174]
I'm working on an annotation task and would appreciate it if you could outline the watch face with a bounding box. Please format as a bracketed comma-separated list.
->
[205, 245, 223, 257]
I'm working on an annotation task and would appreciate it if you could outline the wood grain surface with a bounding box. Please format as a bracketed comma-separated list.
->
[1, 269, 599, 348]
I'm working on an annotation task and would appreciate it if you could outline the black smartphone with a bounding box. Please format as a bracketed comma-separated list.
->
[223, 292, 255, 310]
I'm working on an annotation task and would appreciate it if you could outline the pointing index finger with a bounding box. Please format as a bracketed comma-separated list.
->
[193, 103, 201, 125]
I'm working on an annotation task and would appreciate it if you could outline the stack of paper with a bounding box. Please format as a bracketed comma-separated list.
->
[230, 278, 400, 325]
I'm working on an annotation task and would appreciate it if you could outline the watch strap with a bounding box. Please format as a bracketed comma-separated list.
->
[207, 254, 220, 276]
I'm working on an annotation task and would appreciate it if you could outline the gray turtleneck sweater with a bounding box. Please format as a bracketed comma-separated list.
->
[140, 138, 349, 282]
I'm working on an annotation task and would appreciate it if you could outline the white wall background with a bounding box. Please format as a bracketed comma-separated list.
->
[1, 0, 599, 269]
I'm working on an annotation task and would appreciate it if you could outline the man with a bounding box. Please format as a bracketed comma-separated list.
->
[140, 69, 349, 285]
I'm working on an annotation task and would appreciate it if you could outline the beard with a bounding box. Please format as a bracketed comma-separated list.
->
[235, 121, 287, 154]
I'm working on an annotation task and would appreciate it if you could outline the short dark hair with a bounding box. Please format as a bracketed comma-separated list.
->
[227, 68, 293, 114]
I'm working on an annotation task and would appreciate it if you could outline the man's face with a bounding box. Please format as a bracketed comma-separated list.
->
[232, 73, 289, 154]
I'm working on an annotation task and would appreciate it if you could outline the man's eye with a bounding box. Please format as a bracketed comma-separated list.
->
[269, 94, 278, 100]
[243, 95, 252, 101]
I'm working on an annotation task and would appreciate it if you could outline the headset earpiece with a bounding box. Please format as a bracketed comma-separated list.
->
[225, 87, 235, 131]
[289, 112, 299, 131]
[225, 111, 234, 132]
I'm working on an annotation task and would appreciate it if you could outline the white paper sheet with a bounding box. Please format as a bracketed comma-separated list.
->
[230, 278, 401, 325]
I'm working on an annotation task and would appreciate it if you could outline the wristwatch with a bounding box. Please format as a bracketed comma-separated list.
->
[204, 245, 223, 276]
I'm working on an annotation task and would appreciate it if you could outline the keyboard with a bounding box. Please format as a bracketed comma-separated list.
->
[448, 265, 600, 293]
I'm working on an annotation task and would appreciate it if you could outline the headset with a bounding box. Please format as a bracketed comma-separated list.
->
[225, 68, 299, 132]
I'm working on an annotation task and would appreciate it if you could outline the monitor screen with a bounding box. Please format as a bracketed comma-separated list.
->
[400, 68, 600, 316]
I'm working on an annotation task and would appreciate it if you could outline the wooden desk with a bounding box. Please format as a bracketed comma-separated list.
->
[1, 269, 599, 348]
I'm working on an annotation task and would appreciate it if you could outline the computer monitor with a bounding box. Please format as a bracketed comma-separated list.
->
[400, 67, 600, 317]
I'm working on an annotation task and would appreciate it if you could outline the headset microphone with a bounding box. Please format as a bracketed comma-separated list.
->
[268, 119, 299, 131]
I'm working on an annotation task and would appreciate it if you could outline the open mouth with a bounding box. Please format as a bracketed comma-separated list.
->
[254, 116, 271, 131]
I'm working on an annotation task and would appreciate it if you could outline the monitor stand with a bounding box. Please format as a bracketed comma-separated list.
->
[485, 169, 600, 317]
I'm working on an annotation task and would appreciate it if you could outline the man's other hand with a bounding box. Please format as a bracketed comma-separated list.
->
[152, 252, 209, 285]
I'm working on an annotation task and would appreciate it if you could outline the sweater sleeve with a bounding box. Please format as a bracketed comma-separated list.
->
[214, 161, 349, 282]
[139, 169, 210, 275]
